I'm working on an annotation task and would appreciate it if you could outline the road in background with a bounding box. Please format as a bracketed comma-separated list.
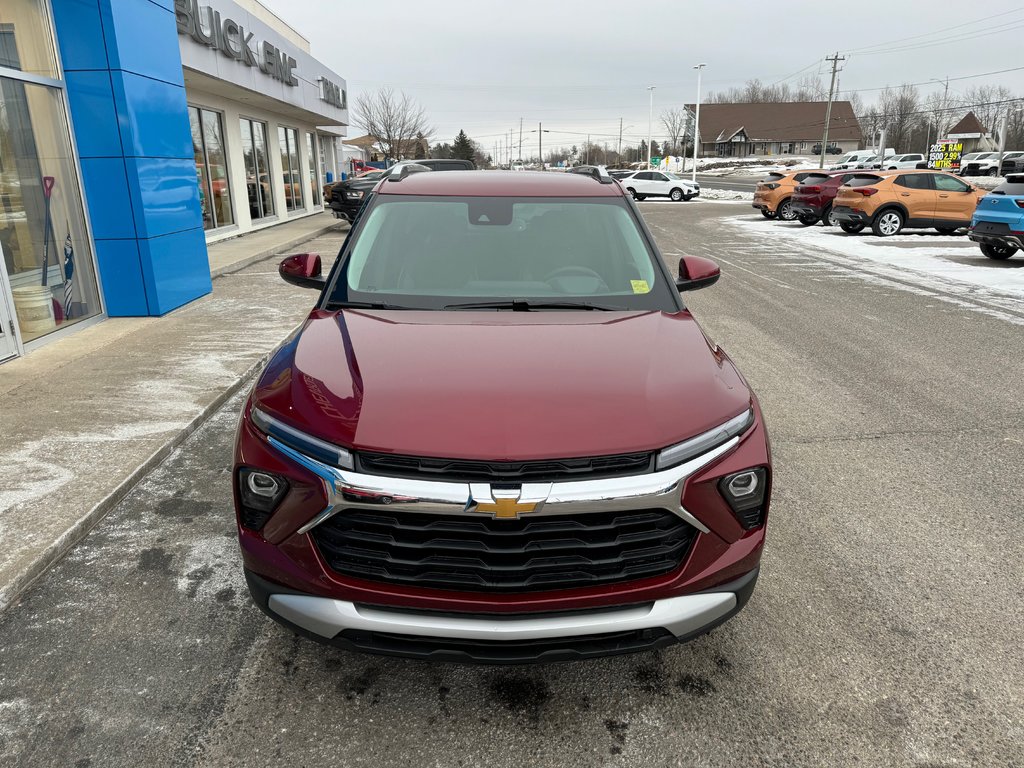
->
[1, 205, 1021, 767]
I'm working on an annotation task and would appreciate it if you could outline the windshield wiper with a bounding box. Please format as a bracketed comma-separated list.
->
[443, 299, 625, 311]
[326, 300, 413, 310]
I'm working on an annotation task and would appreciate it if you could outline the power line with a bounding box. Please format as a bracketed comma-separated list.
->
[846, 7, 1024, 53]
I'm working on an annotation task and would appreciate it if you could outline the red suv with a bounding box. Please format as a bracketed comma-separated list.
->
[234, 166, 772, 663]
[790, 170, 856, 226]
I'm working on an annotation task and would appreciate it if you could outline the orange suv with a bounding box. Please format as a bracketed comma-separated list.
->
[752, 170, 822, 221]
[832, 170, 985, 237]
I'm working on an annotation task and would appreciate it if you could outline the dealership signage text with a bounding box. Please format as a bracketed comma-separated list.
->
[175, 0, 298, 86]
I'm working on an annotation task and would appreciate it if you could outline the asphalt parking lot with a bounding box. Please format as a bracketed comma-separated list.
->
[0, 204, 1021, 767]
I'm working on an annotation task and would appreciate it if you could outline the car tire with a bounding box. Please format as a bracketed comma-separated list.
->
[872, 209, 904, 237]
[635, 194, 647, 201]
[627, 187, 638, 199]
[840, 222, 865, 234]
[980, 242, 1018, 260]
[822, 205, 837, 227]
[777, 198, 797, 221]
[797, 214, 819, 226]
[988, 168, 998, 177]
[670, 188, 684, 201]
[761, 210, 777, 219]
[936, 226, 959, 235]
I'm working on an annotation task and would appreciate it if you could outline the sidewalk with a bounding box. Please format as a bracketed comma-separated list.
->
[0, 212, 347, 612]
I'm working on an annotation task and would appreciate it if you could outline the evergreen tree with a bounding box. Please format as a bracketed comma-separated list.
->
[452, 130, 475, 161]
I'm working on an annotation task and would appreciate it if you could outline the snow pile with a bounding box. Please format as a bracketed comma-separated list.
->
[697, 156, 820, 177]
[700, 188, 752, 201]
[962, 176, 1005, 190]
[728, 217, 1024, 318]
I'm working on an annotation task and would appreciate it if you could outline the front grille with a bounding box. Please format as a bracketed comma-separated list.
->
[311, 508, 696, 592]
[355, 451, 653, 483]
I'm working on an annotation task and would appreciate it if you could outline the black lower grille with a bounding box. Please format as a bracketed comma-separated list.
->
[336, 627, 676, 663]
[355, 451, 653, 483]
[311, 508, 696, 592]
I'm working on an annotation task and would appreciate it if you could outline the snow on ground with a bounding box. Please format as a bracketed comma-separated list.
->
[728, 216, 1024, 322]
[699, 188, 752, 201]
[696, 156, 820, 177]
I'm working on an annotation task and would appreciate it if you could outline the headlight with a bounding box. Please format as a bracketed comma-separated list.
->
[345, 190, 363, 199]
[250, 406, 354, 470]
[237, 467, 289, 530]
[719, 468, 768, 529]
[655, 409, 754, 471]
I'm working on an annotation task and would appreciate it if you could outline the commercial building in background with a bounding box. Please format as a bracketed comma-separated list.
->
[687, 101, 863, 157]
[0, 0, 347, 363]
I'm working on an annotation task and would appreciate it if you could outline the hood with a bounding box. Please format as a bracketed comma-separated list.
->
[254, 309, 751, 461]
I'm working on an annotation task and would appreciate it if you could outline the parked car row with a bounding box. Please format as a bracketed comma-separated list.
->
[753, 168, 1024, 261]
[326, 159, 475, 221]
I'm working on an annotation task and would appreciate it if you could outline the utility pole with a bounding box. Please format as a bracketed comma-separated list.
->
[646, 86, 655, 169]
[586, 134, 590, 164]
[617, 117, 623, 164]
[538, 122, 543, 170]
[691, 63, 706, 184]
[819, 52, 845, 168]
[518, 117, 523, 162]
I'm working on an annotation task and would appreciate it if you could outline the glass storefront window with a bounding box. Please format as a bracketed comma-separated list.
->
[189, 106, 234, 230]
[0, 0, 59, 79]
[0, 78, 101, 344]
[278, 126, 302, 212]
[240, 118, 274, 221]
[306, 131, 320, 206]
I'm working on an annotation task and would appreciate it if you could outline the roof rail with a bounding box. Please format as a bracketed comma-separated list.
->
[387, 163, 431, 182]
[566, 164, 615, 184]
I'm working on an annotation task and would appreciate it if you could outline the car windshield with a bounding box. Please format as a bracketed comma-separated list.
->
[328, 196, 677, 311]
[800, 174, 831, 184]
[975, 153, 994, 160]
[761, 173, 786, 182]
[994, 180, 1024, 195]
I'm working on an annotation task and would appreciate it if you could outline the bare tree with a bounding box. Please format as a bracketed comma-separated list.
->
[878, 84, 921, 153]
[660, 108, 689, 155]
[353, 88, 433, 162]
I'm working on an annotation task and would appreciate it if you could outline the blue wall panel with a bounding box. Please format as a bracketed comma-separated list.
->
[123, 156, 203, 239]
[110, 70, 193, 160]
[79, 158, 136, 240]
[97, 0, 186, 86]
[138, 229, 212, 316]
[93, 240, 149, 316]
[54, 0, 210, 318]
[51, 0, 108, 71]
[63, 70, 121, 158]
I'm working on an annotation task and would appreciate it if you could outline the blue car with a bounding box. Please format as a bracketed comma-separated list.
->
[969, 174, 1024, 260]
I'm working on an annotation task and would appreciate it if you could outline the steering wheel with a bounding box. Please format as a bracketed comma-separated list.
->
[543, 265, 605, 282]
[542, 265, 610, 294]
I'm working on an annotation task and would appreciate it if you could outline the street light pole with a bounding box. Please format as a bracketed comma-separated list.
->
[646, 86, 655, 169]
[538, 122, 543, 170]
[691, 63, 706, 184]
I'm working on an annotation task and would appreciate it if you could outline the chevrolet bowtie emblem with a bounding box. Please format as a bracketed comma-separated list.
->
[469, 484, 549, 520]
[476, 497, 538, 519]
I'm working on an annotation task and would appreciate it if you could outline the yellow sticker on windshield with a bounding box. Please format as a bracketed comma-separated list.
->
[631, 279, 650, 294]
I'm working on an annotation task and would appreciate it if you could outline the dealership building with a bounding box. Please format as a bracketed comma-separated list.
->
[0, 0, 347, 362]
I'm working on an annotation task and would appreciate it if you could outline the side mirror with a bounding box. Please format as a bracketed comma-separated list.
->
[676, 255, 720, 292]
[279, 253, 324, 289]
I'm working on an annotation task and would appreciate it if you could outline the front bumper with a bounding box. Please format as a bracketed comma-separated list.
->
[245, 567, 759, 663]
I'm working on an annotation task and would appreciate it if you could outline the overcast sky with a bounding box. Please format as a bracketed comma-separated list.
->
[262, 0, 1024, 156]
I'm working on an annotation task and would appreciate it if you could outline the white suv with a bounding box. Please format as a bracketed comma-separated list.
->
[884, 153, 925, 169]
[619, 170, 700, 201]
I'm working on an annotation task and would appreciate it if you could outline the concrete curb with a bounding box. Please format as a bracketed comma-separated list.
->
[210, 219, 346, 278]
[0, 355, 271, 615]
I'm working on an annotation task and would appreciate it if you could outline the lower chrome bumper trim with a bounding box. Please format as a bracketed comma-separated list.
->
[268, 591, 737, 641]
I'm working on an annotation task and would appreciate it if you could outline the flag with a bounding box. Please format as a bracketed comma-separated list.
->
[63, 229, 74, 318]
